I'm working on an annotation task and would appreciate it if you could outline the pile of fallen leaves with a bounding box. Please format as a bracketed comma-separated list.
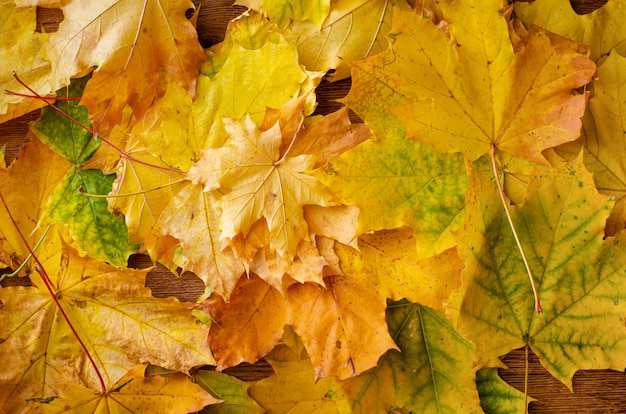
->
[1, 0, 625, 412]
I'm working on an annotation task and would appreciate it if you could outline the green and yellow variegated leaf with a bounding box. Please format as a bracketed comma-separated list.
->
[341, 300, 482, 413]
[477, 368, 533, 414]
[449, 162, 626, 389]
[194, 369, 264, 414]
[316, 134, 466, 258]
[39, 168, 134, 267]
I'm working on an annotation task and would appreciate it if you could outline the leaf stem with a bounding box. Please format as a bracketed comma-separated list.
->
[0, 224, 51, 281]
[0, 192, 108, 393]
[4, 89, 81, 101]
[79, 179, 186, 198]
[490, 145, 542, 314]
[276, 117, 304, 164]
[11, 72, 183, 174]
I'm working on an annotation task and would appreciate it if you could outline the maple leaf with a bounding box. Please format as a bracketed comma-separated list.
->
[283, 0, 410, 81]
[0, 2, 52, 123]
[564, 52, 626, 232]
[240, 227, 328, 291]
[194, 12, 321, 149]
[339, 300, 482, 413]
[447, 162, 626, 389]
[287, 275, 398, 380]
[31, 76, 101, 166]
[193, 368, 264, 414]
[476, 368, 534, 413]
[515, 0, 626, 61]
[46, 0, 206, 131]
[201, 274, 288, 371]
[316, 133, 466, 258]
[303, 204, 359, 248]
[335, 227, 463, 312]
[273, 104, 372, 169]
[39, 168, 135, 267]
[157, 182, 245, 299]
[247, 329, 351, 413]
[107, 133, 187, 261]
[346, 2, 596, 165]
[0, 137, 71, 277]
[27, 364, 218, 414]
[123, 80, 201, 171]
[188, 116, 333, 260]
[0, 243, 214, 412]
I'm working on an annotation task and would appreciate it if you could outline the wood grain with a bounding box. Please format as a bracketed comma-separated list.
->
[2, 1, 625, 412]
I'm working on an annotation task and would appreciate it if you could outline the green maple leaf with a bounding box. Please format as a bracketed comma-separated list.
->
[316, 133, 466, 258]
[448, 161, 626, 390]
[476, 368, 533, 413]
[194, 369, 264, 414]
[39, 168, 134, 267]
[31, 76, 100, 166]
[340, 300, 482, 413]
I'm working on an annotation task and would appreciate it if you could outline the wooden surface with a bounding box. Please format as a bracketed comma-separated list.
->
[2, 1, 626, 412]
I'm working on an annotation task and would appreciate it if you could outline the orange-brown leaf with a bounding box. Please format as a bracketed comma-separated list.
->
[207, 274, 288, 371]
[287, 276, 398, 380]
[47, 0, 205, 131]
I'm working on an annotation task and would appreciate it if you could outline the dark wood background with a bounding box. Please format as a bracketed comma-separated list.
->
[1, 1, 625, 412]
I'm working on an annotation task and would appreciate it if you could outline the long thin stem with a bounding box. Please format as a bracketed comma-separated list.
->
[0, 225, 51, 281]
[79, 179, 186, 198]
[4, 90, 81, 101]
[10, 72, 182, 174]
[490, 145, 542, 314]
[0, 192, 108, 393]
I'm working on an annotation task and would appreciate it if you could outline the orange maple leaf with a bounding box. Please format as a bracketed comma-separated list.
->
[287, 275, 399, 380]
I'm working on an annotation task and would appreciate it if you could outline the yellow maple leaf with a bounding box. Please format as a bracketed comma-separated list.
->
[0, 137, 72, 277]
[0, 242, 214, 412]
[248, 331, 351, 413]
[236, 0, 331, 28]
[194, 12, 321, 149]
[0, 2, 52, 123]
[46, 0, 206, 131]
[286, 0, 410, 81]
[515, 0, 626, 61]
[188, 116, 333, 260]
[156, 182, 245, 299]
[27, 364, 218, 413]
[107, 132, 187, 262]
[347, 1, 596, 165]
[336, 227, 463, 312]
